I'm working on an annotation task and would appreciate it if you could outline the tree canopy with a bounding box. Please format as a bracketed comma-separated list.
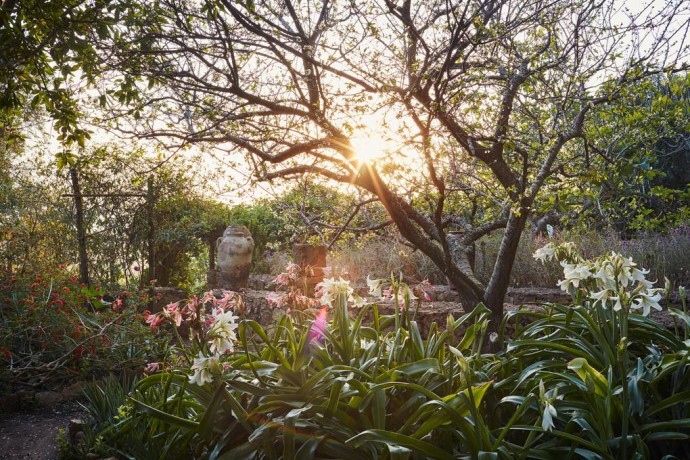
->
[90, 0, 690, 333]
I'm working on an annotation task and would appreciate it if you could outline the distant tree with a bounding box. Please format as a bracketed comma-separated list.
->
[573, 74, 690, 232]
[101, 0, 690, 341]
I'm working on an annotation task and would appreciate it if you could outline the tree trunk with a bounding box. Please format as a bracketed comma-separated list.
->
[483, 208, 530, 351]
[69, 167, 89, 287]
[146, 176, 155, 284]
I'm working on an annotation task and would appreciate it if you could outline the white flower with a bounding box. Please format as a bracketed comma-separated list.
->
[533, 244, 556, 263]
[609, 295, 625, 312]
[539, 380, 558, 432]
[609, 253, 648, 288]
[557, 262, 592, 291]
[207, 309, 239, 354]
[593, 263, 617, 290]
[316, 277, 354, 307]
[631, 289, 663, 316]
[542, 402, 557, 432]
[590, 288, 613, 305]
[366, 275, 384, 298]
[189, 352, 219, 385]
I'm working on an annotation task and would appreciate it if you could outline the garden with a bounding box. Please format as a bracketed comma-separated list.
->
[2, 0, 690, 459]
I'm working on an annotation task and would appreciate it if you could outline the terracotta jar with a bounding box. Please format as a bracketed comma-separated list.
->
[217, 225, 254, 289]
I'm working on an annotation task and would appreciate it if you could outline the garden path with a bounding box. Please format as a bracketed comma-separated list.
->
[0, 402, 84, 459]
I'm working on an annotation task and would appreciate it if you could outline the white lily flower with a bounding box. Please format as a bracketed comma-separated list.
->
[590, 288, 613, 305]
[542, 403, 558, 432]
[208, 309, 239, 354]
[557, 262, 592, 291]
[366, 275, 384, 298]
[631, 289, 663, 316]
[533, 244, 556, 263]
[539, 380, 558, 432]
[610, 295, 624, 312]
[316, 277, 354, 306]
[189, 352, 219, 385]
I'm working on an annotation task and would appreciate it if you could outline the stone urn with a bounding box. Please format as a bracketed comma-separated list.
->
[216, 225, 254, 289]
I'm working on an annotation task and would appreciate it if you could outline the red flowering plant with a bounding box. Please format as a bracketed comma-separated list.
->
[0, 271, 168, 392]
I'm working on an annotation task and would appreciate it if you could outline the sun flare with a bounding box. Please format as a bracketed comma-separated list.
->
[350, 135, 391, 164]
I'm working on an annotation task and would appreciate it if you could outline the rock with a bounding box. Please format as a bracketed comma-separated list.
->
[62, 381, 84, 400]
[0, 393, 22, 412]
[86, 452, 99, 460]
[34, 391, 63, 407]
[151, 286, 187, 313]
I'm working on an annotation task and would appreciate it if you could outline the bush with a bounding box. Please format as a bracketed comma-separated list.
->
[0, 272, 169, 393]
[80, 248, 690, 458]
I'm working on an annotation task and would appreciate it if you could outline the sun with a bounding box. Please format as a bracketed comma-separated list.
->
[350, 134, 391, 164]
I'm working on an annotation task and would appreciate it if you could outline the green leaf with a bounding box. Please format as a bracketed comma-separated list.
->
[347, 429, 454, 460]
[198, 383, 229, 441]
[129, 396, 199, 431]
[567, 358, 609, 397]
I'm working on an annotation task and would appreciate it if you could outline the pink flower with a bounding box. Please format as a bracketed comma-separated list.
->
[165, 303, 183, 326]
[145, 362, 160, 373]
[144, 310, 165, 332]
[267, 292, 287, 309]
[201, 291, 217, 307]
[111, 297, 125, 313]
[217, 290, 237, 310]
[416, 279, 433, 301]
[184, 296, 201, 321]
[309, 307, 328, 344]
[273, 272, 290, 286]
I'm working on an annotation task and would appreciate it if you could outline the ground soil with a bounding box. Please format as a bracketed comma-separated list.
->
[0, 402, 85, 460]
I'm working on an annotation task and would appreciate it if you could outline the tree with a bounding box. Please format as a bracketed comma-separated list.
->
[101, 0, 690, 339]
[0, 0, 116, 146]
[572, 74, 690, 232]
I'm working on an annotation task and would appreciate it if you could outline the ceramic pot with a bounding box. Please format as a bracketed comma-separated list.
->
[217, 225, 254, 289]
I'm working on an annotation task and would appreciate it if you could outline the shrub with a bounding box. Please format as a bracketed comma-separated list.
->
[0, 272, 169, 393]
[80, 248, 690, 458]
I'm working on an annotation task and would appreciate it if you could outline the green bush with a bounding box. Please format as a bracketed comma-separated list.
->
[81, 249, 690, 459]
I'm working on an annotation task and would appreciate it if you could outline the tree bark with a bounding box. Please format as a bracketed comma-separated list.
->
[483, 207, 531, 351]
[69, 167, 89, 287]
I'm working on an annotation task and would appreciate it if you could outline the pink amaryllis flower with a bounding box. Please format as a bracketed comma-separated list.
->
[144, 310, 165, 332]
[165, 303, 183, 326]
[309, 307, 328, 344]
[145, 362, 161, 373]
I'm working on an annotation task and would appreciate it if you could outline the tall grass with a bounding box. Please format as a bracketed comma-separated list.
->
[322, 227, 690, 289]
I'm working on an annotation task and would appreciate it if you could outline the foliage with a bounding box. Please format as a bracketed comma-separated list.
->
[550, 74, 690, 233]
[0, 271, 168, 392]
[0, 0, 112, 146]
[75, 247, 690, 458]
[0, 142, 239, 290]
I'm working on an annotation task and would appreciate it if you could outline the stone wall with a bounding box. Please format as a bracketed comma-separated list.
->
[240, 287, 676, 340]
